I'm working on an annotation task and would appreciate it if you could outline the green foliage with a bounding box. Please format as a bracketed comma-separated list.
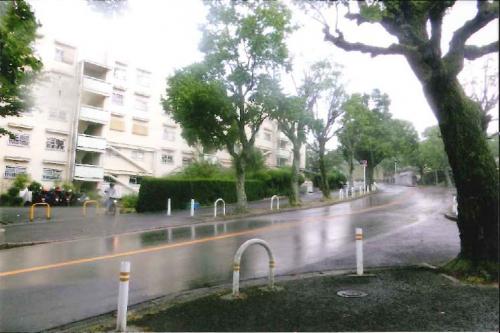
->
[169, 161, 234, 180]
[136, 178, 264, 212]
[0, 0, 42, 137]
[12, 173, 30, 189]
[418, 126, 449, 172]
[28, 180, 42, 191]
[487, 135, 498, 161]
[251, 167, 305, 197]
[338, 91, 418, 182]
[240, 147, 267, 174]
[121, 194, 138, 210]
[164, 1, 295, 209]
[312, 169, 347, 190]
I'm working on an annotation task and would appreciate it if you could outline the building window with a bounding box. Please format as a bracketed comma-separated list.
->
[264, 131, 272, 141]
[42, 168, 62, 181]
[277, 158, 288, 167]
[112, 90, 124, 106]
[54, 44, 75, 64]
[54, 48, 64, 62]
[46, 137, 65, 151]
[110, 116, 125, 132]
[136, 69, 151, 87]
[48, 109, 67, 121]
[4, 166, 27, 179]
[8, 133, 30, 147]
[161, 153, 174, 164]
[129, 175, 142, 185]
[132, 121, 148, 136]
[279, 139, 287, 149]
[114, 64, 127, 81]
[163, 126, 175, 141]
[135, 96, 149, 112]
[131, 150, 144, 160]
[182, 156, 193, 166]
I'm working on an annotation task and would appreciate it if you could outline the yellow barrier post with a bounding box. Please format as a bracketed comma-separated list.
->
[29, 203, 51, 222]
[83, 200, 100, 216]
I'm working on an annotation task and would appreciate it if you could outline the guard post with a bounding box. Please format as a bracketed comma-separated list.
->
[29, 203, 51, 222]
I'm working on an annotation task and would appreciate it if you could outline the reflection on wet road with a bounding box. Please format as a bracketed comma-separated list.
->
[0, 185, 458, 332]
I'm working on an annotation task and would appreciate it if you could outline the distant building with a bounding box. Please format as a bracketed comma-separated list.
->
[0, 35, 305, 195]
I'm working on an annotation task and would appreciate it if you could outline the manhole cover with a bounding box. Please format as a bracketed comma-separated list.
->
[337, 290, 368, 298]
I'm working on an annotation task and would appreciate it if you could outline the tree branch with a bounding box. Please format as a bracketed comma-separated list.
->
[323, 25, 413, 57]
[448, 1, 498, 56]
[464, 41, 499, 60]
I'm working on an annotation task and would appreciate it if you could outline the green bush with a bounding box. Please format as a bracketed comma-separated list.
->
[136, 178, 264, 212]
[121, 194, 138, 209]
[312, 169, 347, 190]
[168, 161, 234, 180]
[250, 167, 305, 197]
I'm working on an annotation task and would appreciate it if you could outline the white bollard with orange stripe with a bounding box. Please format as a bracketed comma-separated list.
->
[355, 228, 364, 276]
[116, 261, 131, 332]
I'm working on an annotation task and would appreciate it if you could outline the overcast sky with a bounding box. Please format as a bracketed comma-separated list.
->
[30, 0, 499, 142]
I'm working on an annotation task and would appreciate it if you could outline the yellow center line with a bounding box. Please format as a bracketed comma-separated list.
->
[0, 190, 413, 278]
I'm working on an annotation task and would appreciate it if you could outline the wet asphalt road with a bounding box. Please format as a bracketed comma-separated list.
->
[0, 185, 459, 332]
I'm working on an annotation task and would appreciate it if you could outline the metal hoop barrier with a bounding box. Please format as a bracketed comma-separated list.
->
[30, 203, 51, 222]
[270, 195, 280, 210]
[83, 200, 100, 216]
[232, 238, 275, 297]
[214, 198, 226, 217]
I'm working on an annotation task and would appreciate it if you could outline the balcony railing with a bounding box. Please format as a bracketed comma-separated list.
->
[82, 76, 112, 96]
[79, 105, 109, 124]
[77, 134, 107, 152]
[74, 164, 104, 181]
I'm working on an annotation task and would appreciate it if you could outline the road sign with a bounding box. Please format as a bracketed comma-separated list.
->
[361, 160, 367, 166]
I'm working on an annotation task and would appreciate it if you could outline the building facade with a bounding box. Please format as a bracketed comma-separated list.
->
[0, 35, 306, 195]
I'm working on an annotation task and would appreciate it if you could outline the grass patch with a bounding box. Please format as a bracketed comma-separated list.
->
[441, 257, 499, 283]
[129, 267, 499, 332]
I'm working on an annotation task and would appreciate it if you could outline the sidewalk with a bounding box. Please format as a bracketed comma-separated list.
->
[1, 189, 367, 245]
[51, 266, 499, 332]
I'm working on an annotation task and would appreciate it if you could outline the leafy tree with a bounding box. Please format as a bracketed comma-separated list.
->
[306, 61, 347, 199]
[418, 126, 452, 185]
[310, 0, 499, 268]
[338, 92, 419, 186]
[272, 94, 310, 206]
[0, 0, 42, 137]
[165, 1, 294, 211]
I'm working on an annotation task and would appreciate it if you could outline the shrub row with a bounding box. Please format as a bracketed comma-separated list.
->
[136, 178, 264, 212]
[250, 167, 305, 197]
[312, 169, 347, 190]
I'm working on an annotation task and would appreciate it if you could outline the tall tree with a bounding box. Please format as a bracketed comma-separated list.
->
[0, 0, 42, 137]
[311, 0, 499, 268]
[165, 1, 294, 211]
[272, 95, 310, 206]
[306, 61, 347, 199]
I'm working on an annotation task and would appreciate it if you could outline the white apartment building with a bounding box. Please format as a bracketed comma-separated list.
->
[0, 35, 305, 195]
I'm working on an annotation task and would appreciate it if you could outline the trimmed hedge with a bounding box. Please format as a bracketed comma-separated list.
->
[250, 167, 305, 197]
[312, 169, 347, 190]
[136, 178, 265, 212]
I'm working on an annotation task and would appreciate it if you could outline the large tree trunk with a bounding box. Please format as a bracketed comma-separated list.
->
[424, 77, 499, 264]
[318, 140, 330, 199]
[234, 156, 248, 212]
[289, 145, 301, 206]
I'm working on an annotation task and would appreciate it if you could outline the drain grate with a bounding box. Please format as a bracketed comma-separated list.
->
[337, 289, 368, 298]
